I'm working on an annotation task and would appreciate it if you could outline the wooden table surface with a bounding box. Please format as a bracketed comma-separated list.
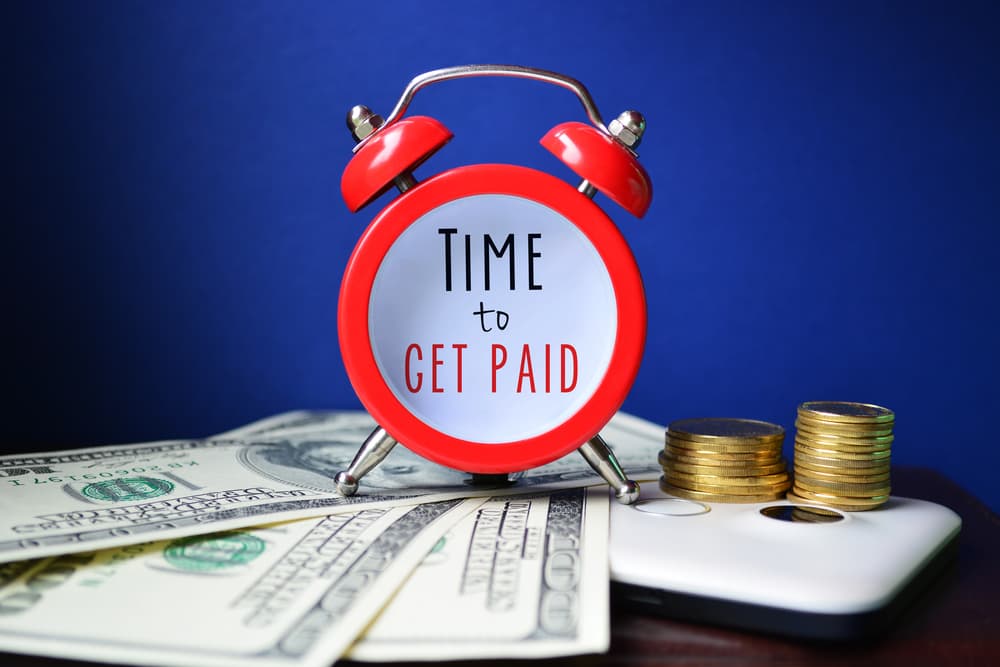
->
[4, 467, 998, 667]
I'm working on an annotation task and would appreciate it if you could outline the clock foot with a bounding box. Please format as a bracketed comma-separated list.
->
[578, 434, 641, 504]
[334, 426, 398, 496]
[333, 472, 358, 496]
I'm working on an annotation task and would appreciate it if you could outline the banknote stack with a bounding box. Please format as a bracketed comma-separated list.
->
[659, 417, 791, 502]
[788, 401, 894, 511]
[0, 410, 666, 667]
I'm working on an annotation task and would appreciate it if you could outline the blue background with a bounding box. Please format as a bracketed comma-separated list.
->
[10, 1, 999, 511]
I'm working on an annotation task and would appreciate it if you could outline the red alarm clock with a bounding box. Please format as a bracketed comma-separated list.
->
[335, 65, 652, 503]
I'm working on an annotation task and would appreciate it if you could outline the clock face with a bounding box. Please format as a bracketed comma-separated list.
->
[339, 164, 645, 472]
[369, 193, 616, 443]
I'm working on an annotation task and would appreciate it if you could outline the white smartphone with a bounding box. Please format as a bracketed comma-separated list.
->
[609, 484, 961, 640]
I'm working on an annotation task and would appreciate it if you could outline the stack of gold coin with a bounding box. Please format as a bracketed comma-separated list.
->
[788, 401, 894, 511]
[659, 418, 791, 502]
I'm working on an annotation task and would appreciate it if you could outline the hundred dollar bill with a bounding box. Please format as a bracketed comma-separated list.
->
[0, 498, 484, 667]
[0, 411, 662, 564]
[348, 486, 609, 661]
[213, 410, 345, 439]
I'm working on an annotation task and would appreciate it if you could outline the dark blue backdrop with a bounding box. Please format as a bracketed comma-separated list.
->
[10, 1, 1000, 510]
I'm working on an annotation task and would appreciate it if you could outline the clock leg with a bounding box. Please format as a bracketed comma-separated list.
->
[578, 434, 640, 504]
[334, 426, 398, 496]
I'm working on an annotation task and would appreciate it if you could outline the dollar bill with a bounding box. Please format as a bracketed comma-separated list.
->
[213, 411, 345, 439]
[0, 498, 484, 667]
[0, 411, 662, 564]
[348, 486, 609, 661]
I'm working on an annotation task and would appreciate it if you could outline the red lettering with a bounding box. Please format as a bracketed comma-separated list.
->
[561, 344, 578, 392]
[516, 344, 536, 393]
[405, 344, 423, 392]
[492, 344, 507, 393]
[431, 343, 445, 393]
[544, 343, 551, 393]
[453, 344, 467, 393]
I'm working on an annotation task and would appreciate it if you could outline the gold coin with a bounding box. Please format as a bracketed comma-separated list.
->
[795, 417, 894, 437]
[794, 451, 893, 471]
[795, 440, 892, 458]
[791, 484, 889, 504]
[793, 464, 890, 484]
[795, 441, 891, 461]
[793, 477, 891, 496]
[664, 457, 789, 477]
[793, 426, 894, 448]
[666, 418, 784, 444]
[798, 401, 894, 424]
[660, 478, 787, 503]
[794, 453, 890, 470]
[665, 476, 790, 496]
[666, 470, 790, 488]
[794, 440, 892, 457]
[665, 445, 783, 464]
[789, 486, 889, 510]
[796, 411, 893, 429]
[794, 432, 894, 452]
[667, 435, 784, 455]
[794, 444, 890, 462]
[785, 491, 884, 512]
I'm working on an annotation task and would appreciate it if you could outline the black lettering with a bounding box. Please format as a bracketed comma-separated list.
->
[438, 228, 459, 291]
[465, 234, 472, 291]
[484, 234, 515, 291]
[528, 233, 542, 290]
[474, 302, 494, 332]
